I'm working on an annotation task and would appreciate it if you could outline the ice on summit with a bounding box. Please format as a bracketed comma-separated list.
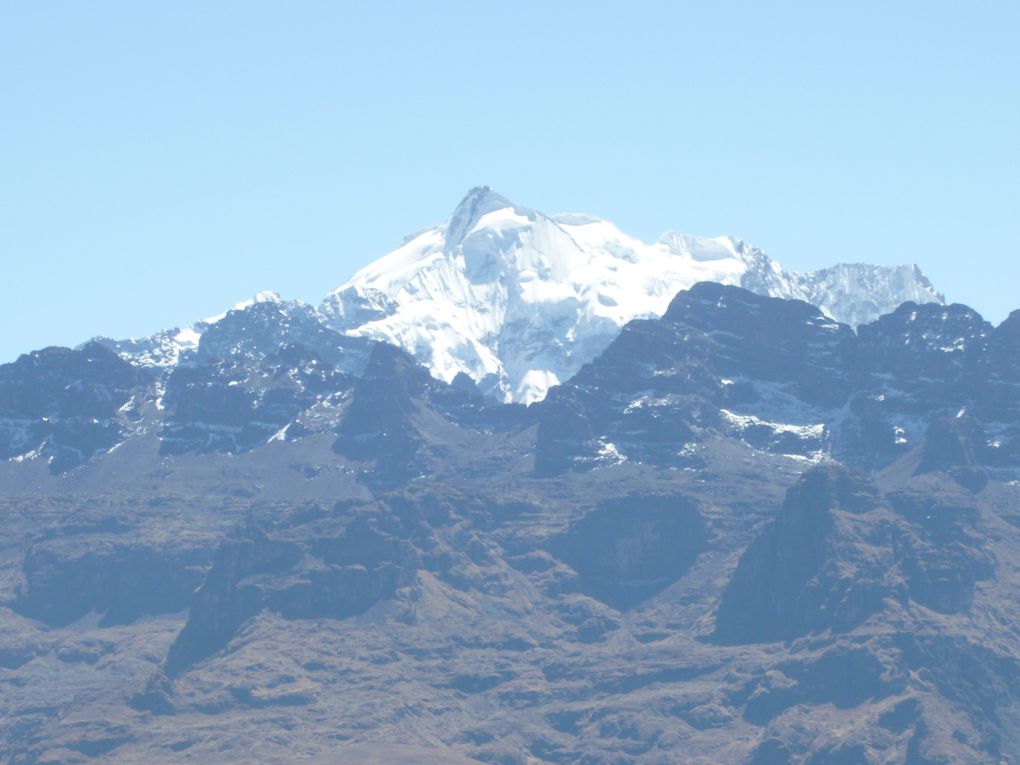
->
[321, 187, 943, 403]
[96, 187, 944, 404]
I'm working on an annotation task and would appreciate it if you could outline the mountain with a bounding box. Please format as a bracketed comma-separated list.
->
[87, 187, 942, 405]
[93, 291, 290, 369]
[0, 342, 153, 473]
[534, 283, 1008, 476]
[157, 295, 376, 456]
[2, 283, 1020, 764]
[5, 186, 1017, 764]
[321, 186, 943, 403]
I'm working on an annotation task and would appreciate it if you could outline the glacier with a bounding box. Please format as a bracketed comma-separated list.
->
[320, 187, 943, 403]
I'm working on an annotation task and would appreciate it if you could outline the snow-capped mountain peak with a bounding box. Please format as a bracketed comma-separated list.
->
[445, 185, 521, 246]
[321, 187, 943, 403]
[94, 187, 944, 405]
[321, 192, 594, 401]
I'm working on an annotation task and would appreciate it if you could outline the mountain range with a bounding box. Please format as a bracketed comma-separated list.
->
[100, 187, 943, 403]
[2, 191, 1018, 765]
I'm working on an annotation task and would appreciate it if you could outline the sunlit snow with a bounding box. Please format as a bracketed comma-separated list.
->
[322, 187, 943, 403]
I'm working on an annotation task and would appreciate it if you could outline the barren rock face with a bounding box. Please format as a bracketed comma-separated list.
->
[713, 466, 996, 645]
[15, 542, 210, 628]
[712, 467, 886, 645]
[165, 508, 418, 676]
[549, 494, 707, 610]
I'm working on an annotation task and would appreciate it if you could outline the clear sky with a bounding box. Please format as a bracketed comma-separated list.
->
[2, 2, 1018, 361]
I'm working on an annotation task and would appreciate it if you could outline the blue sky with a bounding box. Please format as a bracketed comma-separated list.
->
[2, 2, 1018, 361]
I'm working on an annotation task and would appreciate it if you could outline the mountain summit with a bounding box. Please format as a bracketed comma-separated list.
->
[320, 187, 943, 403]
